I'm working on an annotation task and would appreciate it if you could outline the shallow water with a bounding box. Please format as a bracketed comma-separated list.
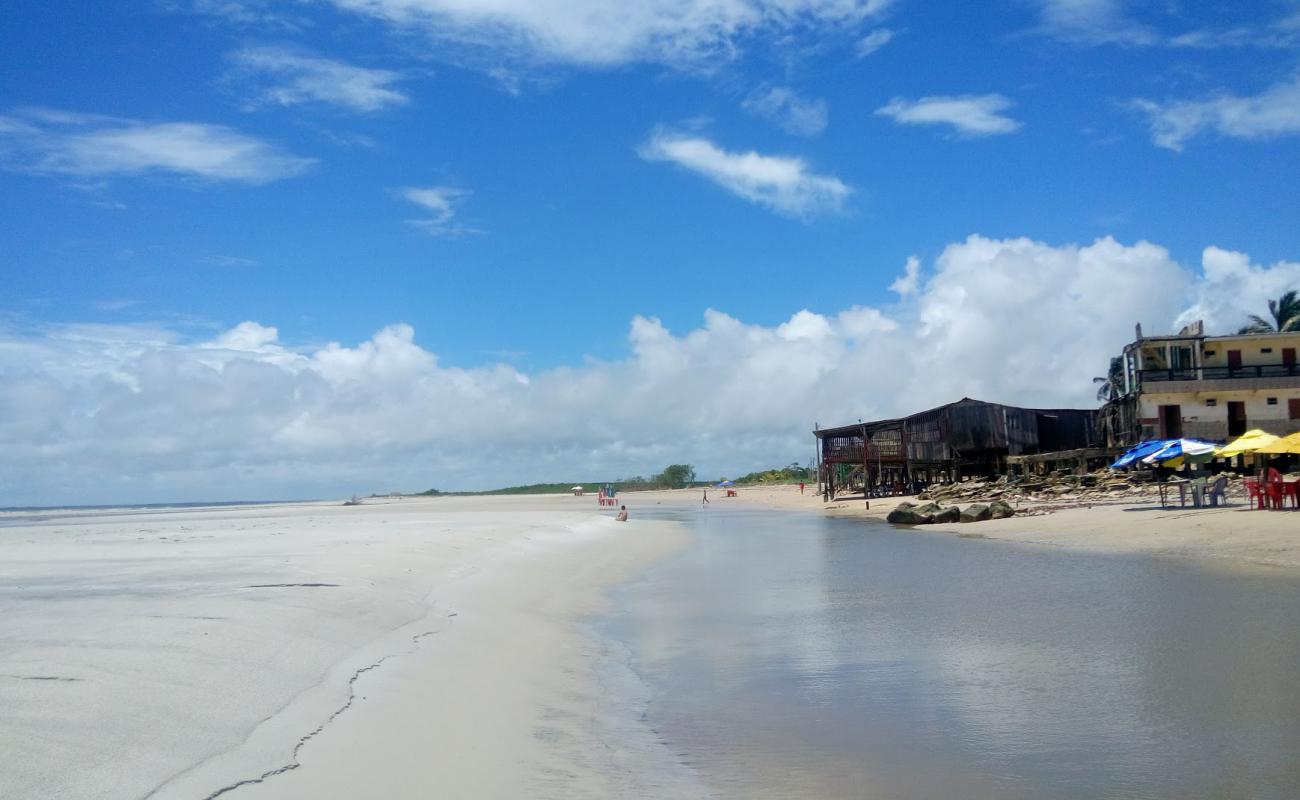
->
[607, 506, 1300, 799]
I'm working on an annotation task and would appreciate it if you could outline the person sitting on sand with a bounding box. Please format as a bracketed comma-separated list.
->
[616, 505, 628, 522]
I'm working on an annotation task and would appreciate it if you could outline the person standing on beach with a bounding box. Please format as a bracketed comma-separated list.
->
[616, 505, 628, 522]
[799, 482, 805, 495]
[702, 487, 710, 505]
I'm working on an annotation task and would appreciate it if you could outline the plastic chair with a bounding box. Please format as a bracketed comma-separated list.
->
[1285, 481, 1300, 509]
[1245, 479, 1266, 510]
[1204, 476, 1229, 507]
[1264, 480, 1285, 510]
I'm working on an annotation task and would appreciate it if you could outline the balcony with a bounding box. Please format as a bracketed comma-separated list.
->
[1138, 363, 1300, 393]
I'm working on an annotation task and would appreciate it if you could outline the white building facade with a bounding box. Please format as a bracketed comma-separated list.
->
[1116, 323, 1300, 442]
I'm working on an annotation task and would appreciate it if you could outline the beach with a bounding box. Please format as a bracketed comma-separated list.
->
[4, 485, 1298, 799]
[717, 483, 1300, 570]
[0, 495, 694, 800]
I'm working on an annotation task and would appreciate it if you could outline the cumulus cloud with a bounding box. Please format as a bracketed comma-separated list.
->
[323, 0, 893, 67]
[1177, 246, 1300, 332]
[400, 185, 474, 236]
[0, 108, 313, 184]
[638, 129, 851, 218]
[855, 27, 894, 56]
[875, 94, 1021, 136]
[10, 234, 1298, 506]
[742, 85, 829, 137]
[229, 46, 409, 112]
[1133, 73, 1300, 151]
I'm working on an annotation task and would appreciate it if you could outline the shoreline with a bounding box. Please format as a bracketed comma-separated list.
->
[668, 483, 1300, 571]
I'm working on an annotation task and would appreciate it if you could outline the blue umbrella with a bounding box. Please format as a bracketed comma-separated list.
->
[1110, 439, 1171, 469]
[1141, 438, 1219, 465]
[717, 480, 734, 487]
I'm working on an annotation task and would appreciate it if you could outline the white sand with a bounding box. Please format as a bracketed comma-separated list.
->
[0, 495, 701, 800]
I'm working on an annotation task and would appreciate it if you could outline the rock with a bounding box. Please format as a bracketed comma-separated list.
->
[914, 502, 942, 516]
[887, 507, 934, 525]
[989, 500, 1016, 519]
[932, 507, 961, 523]
[959, 503, 992, 523]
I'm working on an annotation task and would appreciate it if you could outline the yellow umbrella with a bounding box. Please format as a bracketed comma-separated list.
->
[1253, 431, 1300, 455]
[1215, 429, 1280, 457]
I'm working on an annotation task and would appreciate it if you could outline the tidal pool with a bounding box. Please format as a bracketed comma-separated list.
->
[606, 506, 1300, 799]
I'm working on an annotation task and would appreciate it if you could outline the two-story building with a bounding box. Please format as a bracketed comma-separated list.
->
[1104, 321, 1300, 445]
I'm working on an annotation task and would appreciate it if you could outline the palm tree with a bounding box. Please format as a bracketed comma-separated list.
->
[1093, 356, 1125, 402]
[1238, 290, 1300, 334]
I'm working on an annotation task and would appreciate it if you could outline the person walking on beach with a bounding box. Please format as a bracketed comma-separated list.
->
[702, 487, 710, 505]
[799, 482, 805, 495]
[615, 505, 628, 522]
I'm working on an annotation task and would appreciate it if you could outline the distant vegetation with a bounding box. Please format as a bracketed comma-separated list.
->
[415, 461, 811, 497]
[730, 462, 812, 486]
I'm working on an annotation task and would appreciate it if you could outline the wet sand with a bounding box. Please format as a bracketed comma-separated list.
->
[0, 495, 693, 799]
[692, 483, 1300, 569]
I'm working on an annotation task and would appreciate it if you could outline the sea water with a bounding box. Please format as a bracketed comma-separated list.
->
[605, 506, 1300, 799]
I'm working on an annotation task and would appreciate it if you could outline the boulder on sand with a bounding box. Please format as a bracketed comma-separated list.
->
[959, 503, 991, 523]
[989, 500, 1016, 519]
[887, 501, 935, 525]
[931, 507, 961, 524]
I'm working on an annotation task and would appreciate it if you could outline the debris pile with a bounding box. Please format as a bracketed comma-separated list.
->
[915, 470, 1177, 507]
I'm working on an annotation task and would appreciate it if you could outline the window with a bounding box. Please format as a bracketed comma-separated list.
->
[1262, 347, 1274, 354]
[1204, 350, 1216, 357]
[1267, 397, 1278, 405]
[1205, 398, 1217, 407]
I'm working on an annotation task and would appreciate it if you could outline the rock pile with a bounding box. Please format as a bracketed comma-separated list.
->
[887, 499, 1015, 526]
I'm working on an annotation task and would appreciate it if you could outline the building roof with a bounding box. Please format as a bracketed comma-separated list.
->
[814, 397, 1095, 439]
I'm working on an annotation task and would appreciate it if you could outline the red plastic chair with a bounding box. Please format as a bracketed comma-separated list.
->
[1284, 481, 1300, 509]
[1264, 480, 1286, 510]
[1245, 479, 1267, 510]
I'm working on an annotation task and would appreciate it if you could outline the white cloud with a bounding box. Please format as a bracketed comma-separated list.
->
[0, 108, 313, 184]
[400, 185, 474, 236]
[742, 85, 829, 137]
[8, 234, 1296, 506]
[889, 255, 921, 296]
[229, 46, 409, 112]
[1133, 73, 1300, 151]
[855, 27, 894, 56]
[875, 94, 1021, 136]
[1177, 246, 1300, 333]
[323, 0, 893, 67]
[1031, 0, 1157, 45]
[1034, 2, 1300, 49]
[638, 129, 850, 218]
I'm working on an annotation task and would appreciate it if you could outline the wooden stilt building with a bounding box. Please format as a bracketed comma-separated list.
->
[814, 397, 1098, 500]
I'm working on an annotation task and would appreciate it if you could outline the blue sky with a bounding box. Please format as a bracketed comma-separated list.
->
[3, 1, 1300, 504]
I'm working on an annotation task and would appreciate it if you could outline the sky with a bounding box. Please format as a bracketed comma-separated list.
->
[3, 0, 1300, 505]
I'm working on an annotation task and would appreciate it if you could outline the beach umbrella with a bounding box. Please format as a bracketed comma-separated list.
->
[1110, 439, 1170, 469]
[1142, 439, 1218, 465]
[1253, 432, 1300, 455]
[571, 485, 583, 491]
[1215, 429, 1280, 458]
[717, 480, 734, 487]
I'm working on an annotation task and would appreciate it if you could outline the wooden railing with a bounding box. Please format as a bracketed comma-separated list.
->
[1140, 363, 1300, 382]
